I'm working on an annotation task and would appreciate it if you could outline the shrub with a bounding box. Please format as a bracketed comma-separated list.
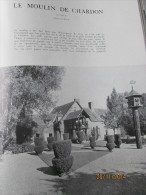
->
[84, 134, 90, 141]
[106, 135, 115, 152]
[76, 131, 84, 143]
[4, 138, 35, 154]
[16, 118, 37, 144]
[63, 133, 69, 140]
[52, 140, 74, 176]
[89, 136, 96, 149]
[52, 155, 74, 175]
[34, 135, 44, 154]
[16, 124, 25, 144]
[34, 137, 44, 146]
[106, 143, 115, 152]
[91, 127, 99, 140]
[106, 135, 115, 143]
[104, 135, 107, 141]
[72, 130, 76, 139]
[34, 145, 44, 154]
[47, 136, 54, 143]
[53, 140, 71, 159]
[142, 136, 146, 145]
[72, 130, 77, 143]
[114, 134, 122, 148]
[47, 136, 55, 151]
[127, 135, 130, 144]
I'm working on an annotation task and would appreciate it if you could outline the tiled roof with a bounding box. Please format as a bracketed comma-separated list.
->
[51, 99, 105, 122]
[51, 101, 74, 116]
[44, 114, 57, 122]
[83, 108, 100, 122]
[94, 108, 106, 122]
[65, 110, 82, 120]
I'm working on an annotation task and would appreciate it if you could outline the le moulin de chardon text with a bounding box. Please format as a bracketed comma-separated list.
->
[25, 4, 103, 14]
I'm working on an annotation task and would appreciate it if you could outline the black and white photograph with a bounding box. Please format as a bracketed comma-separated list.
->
[0, 0, 146, 194]
[0, 65, 146, 195]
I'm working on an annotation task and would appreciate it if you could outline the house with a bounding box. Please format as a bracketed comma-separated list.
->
[45, 99, 106, 140]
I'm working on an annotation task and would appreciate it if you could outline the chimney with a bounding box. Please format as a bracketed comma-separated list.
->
[88, 102, 94, 112]
[74, 98, 80, 103]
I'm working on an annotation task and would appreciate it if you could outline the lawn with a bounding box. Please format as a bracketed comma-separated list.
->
[38, 148, 109, 172]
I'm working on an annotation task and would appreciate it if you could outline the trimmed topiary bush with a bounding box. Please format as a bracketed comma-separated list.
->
[52, 155, 74, 175]
[72, 130, 77, 143]
[47, 136, 55, 151]
[76, 131, 84, 144]
[114, 134, 122, 148]
[52, 140, 73, 176]
[89, 136, 96, 149]
[34, 136, 44, 146]
[106, 135, 115, 152]
[53, 140, 71, 159]
[127, 135, 130, 144]
[34, 134, 44, 154]
[142, 136, 145, 145]
[34, 145, 44, 154]
[63, 133, 69, 140]
[106, 135, 115, 143]
[106, 143, 115, 152]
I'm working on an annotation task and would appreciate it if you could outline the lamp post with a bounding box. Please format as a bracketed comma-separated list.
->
[126, 85, 143, 149]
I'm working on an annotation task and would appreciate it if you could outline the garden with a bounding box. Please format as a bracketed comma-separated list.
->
[1, 126, 146, 178]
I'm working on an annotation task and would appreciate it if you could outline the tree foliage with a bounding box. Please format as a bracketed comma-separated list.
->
[103, 88, 146, 136]
[103, 88, 127, 132]
[0, 66, 65, 141]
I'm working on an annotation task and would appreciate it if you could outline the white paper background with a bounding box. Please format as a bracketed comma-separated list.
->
[0, 0, 146, 67]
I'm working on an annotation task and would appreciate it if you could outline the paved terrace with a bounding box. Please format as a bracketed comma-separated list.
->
[0, 142, 146, 195]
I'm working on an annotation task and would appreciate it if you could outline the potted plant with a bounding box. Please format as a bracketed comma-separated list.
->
[34, 133, 44, 154]
[52, 140, 74, 177]
[106, 135, 115, 152]
[47, 133, 55, 151]
[114, 134, 122, 148]
[89, 136, 96, 149]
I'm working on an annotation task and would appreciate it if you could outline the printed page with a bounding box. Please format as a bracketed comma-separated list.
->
[0, 1, 146, 195]
[0, 0, 146, 67]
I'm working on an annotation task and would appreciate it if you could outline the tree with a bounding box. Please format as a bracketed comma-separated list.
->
[0, 66, 65, 142]
[103, 89, 146, 136]
[103, 88, 128, 134]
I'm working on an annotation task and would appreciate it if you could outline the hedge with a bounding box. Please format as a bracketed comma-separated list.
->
[52, 155, 74, 175]
[53, 140, 71, 159]
[34, 145, 44, 154]
[47, 136, 55, 151]
[89, 136, 96, 149]
[106, 143, 115, 152]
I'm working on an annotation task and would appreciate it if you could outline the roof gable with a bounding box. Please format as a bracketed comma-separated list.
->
[65, 110, 82, 120]
[83, 108, 100, 122]
[51, 101, 74, 116]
